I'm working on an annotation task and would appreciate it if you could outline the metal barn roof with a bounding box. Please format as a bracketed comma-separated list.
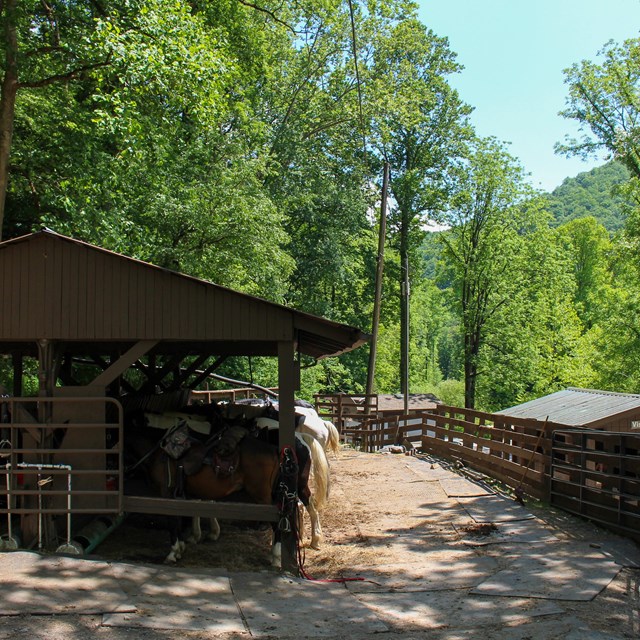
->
[495, 387, 640, 427]
[0, 229, 369, 360]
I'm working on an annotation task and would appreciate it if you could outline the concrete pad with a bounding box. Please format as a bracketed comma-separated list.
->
[439, 476, 492, 497]
[103, 564, 244, 633]
[355, 589, 564, 630]
[457, 494, 536, 522]
[345, 549, 500, 592]
[471, 542, 620, 601]
[420, 614, 628, 640]
[589, 537, 640, 568]
[231, 571, 388, 637]
[454, 519, 559, 547]
[0, 551, 135, 615]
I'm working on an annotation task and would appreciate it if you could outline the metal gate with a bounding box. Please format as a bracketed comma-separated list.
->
[0, 396, 123, 552]
[550, 429, 640, 540]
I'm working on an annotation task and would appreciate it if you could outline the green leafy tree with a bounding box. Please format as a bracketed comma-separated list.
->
[555, 217, 612, 328]
[588, 242, 640, 392]
[438, 138, 539, 409]
[1, 0, 232, 240]
[546, 161, 630, 232]
[557, 38, 640, 178]
[365, 15, 473, 394]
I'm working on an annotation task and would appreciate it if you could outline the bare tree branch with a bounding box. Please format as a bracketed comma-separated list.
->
[236, 0, 297, 34]
[17, 57, 111, 89]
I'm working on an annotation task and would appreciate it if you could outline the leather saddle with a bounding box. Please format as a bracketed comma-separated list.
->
[175, 424, 247, 477]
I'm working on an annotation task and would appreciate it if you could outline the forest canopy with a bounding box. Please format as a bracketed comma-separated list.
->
[2, 1, 640, 411]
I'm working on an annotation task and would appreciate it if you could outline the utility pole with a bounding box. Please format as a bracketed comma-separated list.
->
[401, 254, 410, 415]
[365, 162, 390, 413]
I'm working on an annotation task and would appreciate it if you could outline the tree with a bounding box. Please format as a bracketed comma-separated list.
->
[557, 38, 640, 179]
[555, 217, 612, 328]
[546, 161, 630, 232]
[478, 216, 599, 411]
[438, 138, 537, 409]
[0, 0, 237, 240]
[365, 16, 473, 394]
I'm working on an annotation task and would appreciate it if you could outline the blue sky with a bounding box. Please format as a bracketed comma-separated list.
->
[417, 1, 640, 192]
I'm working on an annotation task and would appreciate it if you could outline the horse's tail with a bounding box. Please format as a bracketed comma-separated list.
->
[324, 420, 341, 456]
[298, 432, 330, 510]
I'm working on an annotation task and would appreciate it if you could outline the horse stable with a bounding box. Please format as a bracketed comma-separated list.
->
[0, 229, 368, 572]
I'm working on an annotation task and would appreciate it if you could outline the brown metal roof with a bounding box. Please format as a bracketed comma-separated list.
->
[0, 229, 369, 360]
[495, 387, 640, 427]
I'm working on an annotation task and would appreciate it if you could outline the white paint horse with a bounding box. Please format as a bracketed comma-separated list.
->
[256, 417, 330, 559]
[292, 406, 340, 457]
[220, 399, 340, 457]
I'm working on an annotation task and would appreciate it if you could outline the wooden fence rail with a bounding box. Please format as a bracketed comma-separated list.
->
[341, 408, 553, 501]
[315, 395, 640, 540]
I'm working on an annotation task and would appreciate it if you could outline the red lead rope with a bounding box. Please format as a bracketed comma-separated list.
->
[294, 497, 365, 584]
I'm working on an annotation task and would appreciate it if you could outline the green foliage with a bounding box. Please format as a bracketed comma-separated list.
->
[557, 38, 640, 178]
[546, 162, 630, 232]
[6, 1, 640, 411]
[555, 217, 612, 328]
[438, 137, 541, 408]
[431, 379, 464, 406]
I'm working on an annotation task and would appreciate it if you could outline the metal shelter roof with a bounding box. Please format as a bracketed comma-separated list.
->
[0, 229, 369, 361]
[495, 387, 640, 428]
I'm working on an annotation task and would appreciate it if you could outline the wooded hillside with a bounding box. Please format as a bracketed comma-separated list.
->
[2, 1, 640, 411]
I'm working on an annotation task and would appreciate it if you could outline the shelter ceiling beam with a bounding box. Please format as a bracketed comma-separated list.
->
[165, 354, 211, 391]
[90, 340, 159, 388]
[138, 352, 187, 393]
[188, 356, 228, 389]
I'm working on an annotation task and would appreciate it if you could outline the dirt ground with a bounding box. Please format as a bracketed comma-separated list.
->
[2, 447, 639, 639]
[89, 447, 640, 638]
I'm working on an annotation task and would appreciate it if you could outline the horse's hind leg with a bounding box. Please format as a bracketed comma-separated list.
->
[306, 496, 323, 550]
[187, 517, 203, 544]
[165, 516, 187, 563]
[270, 525, 281, 568]
[186, 516, 220, 544]
[207, 518, 221, 541]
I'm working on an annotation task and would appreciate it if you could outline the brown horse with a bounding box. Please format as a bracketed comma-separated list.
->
[124, 423, 318, 565]
[125, 425, 281, 563]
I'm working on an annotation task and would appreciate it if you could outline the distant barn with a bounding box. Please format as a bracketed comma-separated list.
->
[496, 387, 640, 433]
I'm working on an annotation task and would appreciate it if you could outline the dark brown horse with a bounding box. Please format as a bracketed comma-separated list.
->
[124, 423, 319, 565]
[125, 425, 281, 562]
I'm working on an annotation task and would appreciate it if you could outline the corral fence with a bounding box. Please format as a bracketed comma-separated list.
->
[315, 396, 640, 541]
[551, 429, 640, 540]
[314, 393, 378, 432]
[0, 396, 123, 552]
[191, 386, 278, 405]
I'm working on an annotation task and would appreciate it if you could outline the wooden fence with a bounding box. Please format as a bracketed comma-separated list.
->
[326, 400, 640, 540]
[550, 429, 640, 540]
[339, 404, 557, 501]
[314, 393, 378, 432]
[191, 387, 278, 404]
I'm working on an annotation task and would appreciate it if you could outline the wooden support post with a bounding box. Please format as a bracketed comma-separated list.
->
[278, 340, 298, 575]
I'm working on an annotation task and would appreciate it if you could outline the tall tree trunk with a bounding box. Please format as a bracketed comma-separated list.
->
[0, 0, 18, 241]
[464, 335, 477, 409]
